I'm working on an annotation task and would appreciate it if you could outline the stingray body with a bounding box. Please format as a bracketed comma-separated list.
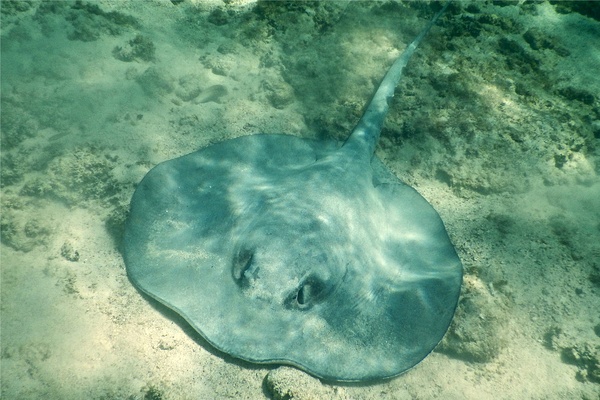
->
[123, 4, 461, 382]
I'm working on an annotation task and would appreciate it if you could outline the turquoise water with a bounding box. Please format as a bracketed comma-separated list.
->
[1, 2, 599, 398]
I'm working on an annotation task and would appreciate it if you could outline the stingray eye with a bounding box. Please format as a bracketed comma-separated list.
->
[232, 249, 256, 283]
[287, 276, 328, 310]
[296, 284, 309, 306]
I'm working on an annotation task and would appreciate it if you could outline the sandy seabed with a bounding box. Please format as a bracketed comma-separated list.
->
[1, 1, 599, 399]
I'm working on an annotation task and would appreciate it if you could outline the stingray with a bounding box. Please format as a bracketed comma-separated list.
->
[123, 4, 461, 382]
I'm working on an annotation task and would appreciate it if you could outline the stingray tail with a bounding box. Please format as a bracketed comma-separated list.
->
[343, 3, 448, 157]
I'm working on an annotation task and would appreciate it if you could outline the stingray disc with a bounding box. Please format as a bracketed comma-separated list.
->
[123, 134, 462, 382]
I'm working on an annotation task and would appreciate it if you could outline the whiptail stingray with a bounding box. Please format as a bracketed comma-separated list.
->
[123, 3, 461, 382]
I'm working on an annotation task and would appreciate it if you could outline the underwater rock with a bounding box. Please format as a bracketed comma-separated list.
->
[557, 87, 596, 106]
[195, 85, 228, 104]
[263, 80, 295, 109]
[0, 212, 51, 252]
[136, 67, 174, 97]
[61, 241, 80, 262]
[544, 326, 600, 383]
[113, 35, 156, 62]
[175, 74, 203, 102]
[265, 367, 344, 400]
[498, 37, 540, 74]
[61, 2, 139, 41]
[437, 275, 507, 363]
